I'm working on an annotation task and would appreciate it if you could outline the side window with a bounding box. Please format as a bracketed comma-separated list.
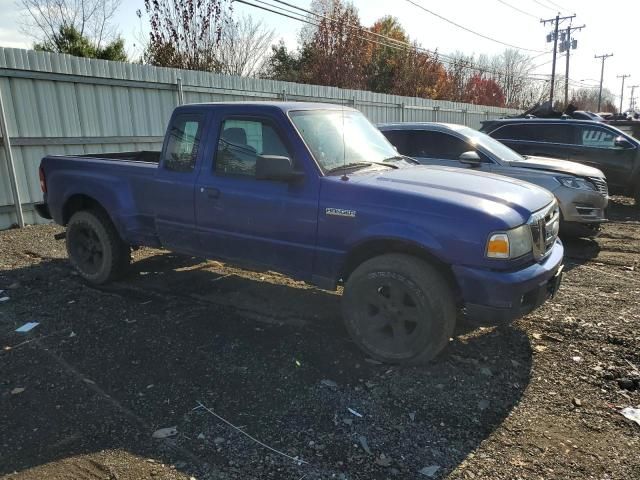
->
[491, 124, 527, 140]
[216, 119, 291, 177]
[577, 126, 617, 148]
[163, 114, 203, 172]
[409, 131, 470, 160]
[529, 124, 573, 144]
[381, 130, 410, 155]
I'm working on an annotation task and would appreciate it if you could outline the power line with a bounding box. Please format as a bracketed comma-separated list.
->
[496, 0, 540, 20]
[236, 0, 593, 90]
[531, 0, 557, 12]
[256, 0, 552, 82]
[402, 0, 546, 53]
[542, 0, 569, 12]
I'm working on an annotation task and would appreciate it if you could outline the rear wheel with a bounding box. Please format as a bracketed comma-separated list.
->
[66, 209, 130, 284]
[342, 254, 456, 364]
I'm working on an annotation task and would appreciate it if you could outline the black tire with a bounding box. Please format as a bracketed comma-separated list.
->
[66, 209, 130, 284]
[342, 254, 456, 365]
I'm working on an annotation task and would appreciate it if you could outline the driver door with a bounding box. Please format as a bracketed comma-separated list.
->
[195, 115, 320, 277]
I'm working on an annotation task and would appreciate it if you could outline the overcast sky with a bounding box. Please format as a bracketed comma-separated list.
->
[1, 0, 638, 108]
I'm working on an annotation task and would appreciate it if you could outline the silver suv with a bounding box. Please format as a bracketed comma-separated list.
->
[379, 122, 608, 238]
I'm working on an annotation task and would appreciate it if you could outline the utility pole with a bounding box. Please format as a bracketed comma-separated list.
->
[541, 14, 576, 106]
[629, 85, 639, 111]
[560, 24, 585, 106]
[595, 53, 614, 111]
[617, 74, 630, 113]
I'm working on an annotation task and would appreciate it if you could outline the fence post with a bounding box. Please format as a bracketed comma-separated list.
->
[176, 77, 184, 105]
[433, 106, 439, 122]
[400, 103, 405, 122]
[462, 109, 468, 126]
[0, 87, 24, 228]
[485, 111, 490, 121]
[281, 89, 288, 101]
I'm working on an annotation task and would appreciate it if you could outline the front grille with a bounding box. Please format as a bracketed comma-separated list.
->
[529, 201, 560, 261]
[589, 177, 609, 197]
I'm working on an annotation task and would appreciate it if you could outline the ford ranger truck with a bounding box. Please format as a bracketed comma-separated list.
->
[35, 102, 564, 364]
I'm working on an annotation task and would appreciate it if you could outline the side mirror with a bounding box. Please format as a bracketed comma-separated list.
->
[255, 155, 304, 182]
[614, 136, 634, 149]
[459, 150, 482, 167]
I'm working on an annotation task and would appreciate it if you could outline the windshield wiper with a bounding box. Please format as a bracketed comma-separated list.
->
[382, 155, 419, 165]
[326, 162, 373, 173]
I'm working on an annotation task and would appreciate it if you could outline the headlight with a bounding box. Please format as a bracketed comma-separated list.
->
[486, 225, 533, 259]
[556, 176, 596, 191]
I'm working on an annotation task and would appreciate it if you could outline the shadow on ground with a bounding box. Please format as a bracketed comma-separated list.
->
[0, 252, 533, 479]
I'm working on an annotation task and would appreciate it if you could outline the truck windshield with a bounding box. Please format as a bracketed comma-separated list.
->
[290, 110, 399, 173]
[453, 125, 525, 163]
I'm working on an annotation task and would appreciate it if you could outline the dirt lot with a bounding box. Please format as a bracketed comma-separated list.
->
[1, 198, 639, 480]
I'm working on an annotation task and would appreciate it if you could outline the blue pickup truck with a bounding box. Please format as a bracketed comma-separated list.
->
[36, 102, 564, 364]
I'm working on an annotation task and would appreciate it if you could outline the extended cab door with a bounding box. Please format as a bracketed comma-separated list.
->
[154, 110, 207, 254]
[195, 113, 320, 278]
[569, 123, 636, 190]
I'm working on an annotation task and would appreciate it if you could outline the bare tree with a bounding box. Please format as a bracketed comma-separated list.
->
[143, 0, 231, 71]
[217, 15, 275, 77]
[19, 0, 122, 49]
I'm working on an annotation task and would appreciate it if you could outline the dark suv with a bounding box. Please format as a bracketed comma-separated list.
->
[480, 118, 640, 204]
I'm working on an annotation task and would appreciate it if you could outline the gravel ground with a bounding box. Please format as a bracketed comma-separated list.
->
[0, 197, 639, 480]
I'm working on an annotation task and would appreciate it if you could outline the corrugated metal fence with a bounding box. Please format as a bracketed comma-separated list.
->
[0, 47, 520, 229]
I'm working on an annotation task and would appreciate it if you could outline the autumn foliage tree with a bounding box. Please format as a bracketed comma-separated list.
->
[304, 0, 368, 89]
[463, 74, 506, 107]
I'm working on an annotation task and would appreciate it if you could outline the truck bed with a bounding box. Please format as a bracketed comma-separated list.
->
[74, 151, 161, 163]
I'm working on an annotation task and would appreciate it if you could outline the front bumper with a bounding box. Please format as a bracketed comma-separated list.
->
[555, 185, 608, 225]
[453, 239, 564, 323]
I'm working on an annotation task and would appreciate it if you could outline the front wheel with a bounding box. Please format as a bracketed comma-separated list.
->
[342, 254, 456, 365]
[66, 209, 130, 284]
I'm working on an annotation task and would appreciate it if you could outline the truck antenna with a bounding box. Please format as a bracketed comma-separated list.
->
[340, 87, 349, 182]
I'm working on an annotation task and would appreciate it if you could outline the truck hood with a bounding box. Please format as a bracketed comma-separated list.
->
[351, 165, 553, 223]
[510, 155, 605, 178]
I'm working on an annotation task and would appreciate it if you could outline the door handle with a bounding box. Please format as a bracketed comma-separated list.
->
[200, 187, 220, 199]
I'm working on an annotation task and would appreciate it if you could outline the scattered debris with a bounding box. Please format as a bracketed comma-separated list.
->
[8, 282, 20, 289]
[213, 437, 225, 445]
[617, 378, 636, 391]
[320, 379, 337, 388]
[196, 401, 308, 465]
[532, 333, 543, 340]
[11, 387, 25, 395]
[15, 322, 39, 333]
[620, 407, 640, 427]
[152, 427, 178, 439]
[572, 398, 582, 407]
[197, 433, 205, 441]
[478, 399, 490, 411]
[408, 412, 416, 421]
[0, 296, 10, 303]
[572, 356, 583, 363]
[69, 331, 76, 338]
[343, 418, 353, 426]
[534, 345, 547, 353]
[364, 358, 383, 365]
[347, 407, 363, 418]
[82, 378, 96, 385]
[375, 454, 392, 467]
[358, 435, 372, 455]
[419, 465, 441, 477]
[295, 359, 301, 367]
[479, 367, 493, 377]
